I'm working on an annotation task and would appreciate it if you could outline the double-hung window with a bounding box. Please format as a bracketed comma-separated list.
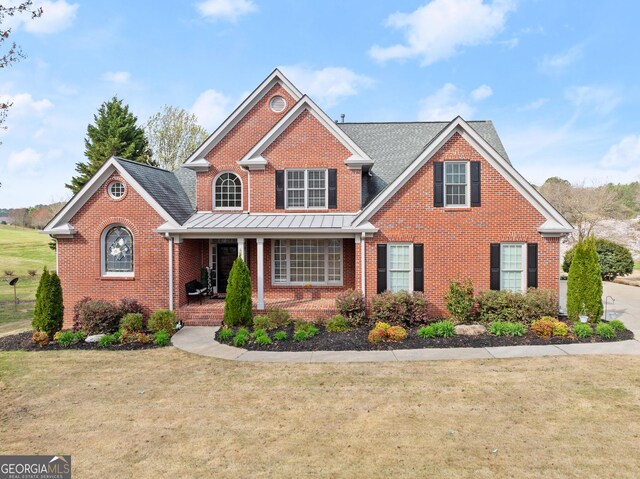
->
[285, 169, 327, 209]
[273, 239, 342, 285]
[444, 161, 469, 207]
[500, 243, 526, 292]
[387, 243, 412, 293]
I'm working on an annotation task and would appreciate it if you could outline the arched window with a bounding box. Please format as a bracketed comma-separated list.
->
[214, 172, 242, 209]
[103, 225, 133, 275]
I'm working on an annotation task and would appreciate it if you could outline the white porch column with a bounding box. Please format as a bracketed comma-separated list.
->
[237, 237, 245, 261]
[256, 237, 265, 310]
[168, 236, 174, 311]
[360, 233, 366, 295]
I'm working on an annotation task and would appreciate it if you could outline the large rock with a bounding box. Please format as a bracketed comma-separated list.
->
[455, 324, 487, 336]
[85, 334, 106, 343]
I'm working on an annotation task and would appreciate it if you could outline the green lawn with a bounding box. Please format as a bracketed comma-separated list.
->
[0, 225, 56, 325]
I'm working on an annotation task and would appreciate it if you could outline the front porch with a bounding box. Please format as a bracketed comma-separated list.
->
[178, 295, 338, 326]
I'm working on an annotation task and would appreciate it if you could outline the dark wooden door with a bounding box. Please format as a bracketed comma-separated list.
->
[217, 243, 238, 294]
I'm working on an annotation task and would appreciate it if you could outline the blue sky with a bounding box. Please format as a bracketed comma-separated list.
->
[1, 0, 639, 208]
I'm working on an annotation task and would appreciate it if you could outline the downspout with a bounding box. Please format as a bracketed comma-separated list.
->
[361, 232, 366, 296]
[240, 165, 251, 213]
[168, 235, 174, 311]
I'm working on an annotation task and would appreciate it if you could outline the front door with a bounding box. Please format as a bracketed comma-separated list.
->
[217, 243, 238, 294]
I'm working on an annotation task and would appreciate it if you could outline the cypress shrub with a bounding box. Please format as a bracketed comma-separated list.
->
[567, 237, 603, 322]
[563, 238, 634, 281]
[223, 256, 253, 327]
[32, 268, 64, 336]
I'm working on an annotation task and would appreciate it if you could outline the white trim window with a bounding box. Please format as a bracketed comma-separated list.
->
[444, 161, 469, 207]
[388, 243, 413, 293]
[500, 243, 526, 292]
[102, 225, 134, 276]
[272, 239, 342, 285]
[214, 172, 242, 209]
[285, 169, 328, 209]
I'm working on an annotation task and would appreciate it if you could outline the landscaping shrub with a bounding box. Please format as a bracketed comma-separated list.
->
[148, 309, 176, 335]
[98, 334, 118, 347]
[4, 270, 14, 276]
[293, 330, 310, 341]
[387, 325, 408, 341]
[218, 328, 234, 342]
[120, 313, 144, 333]
[72, 297, 92, 331]
[273, 331, 287, 341]
[326, 314, 350, 332]
[252, 315, 271, 331]
[32, 331, 49, 347]
[233, 328, 249, 347]
[266, 308, 291, 329]
[445, 278, 475, 322]
[567, 236, 603, 323]
[573, 323, 593, 339]
[367, 322, 407, 343]
[27, 269, 37, 277]
[118, 298, 145, 318]
[608, 320, 626, 332]
[563, 238, 634, 281]
[32, 267, 64, 337]
[154, 330, 171, 346]
[370, 291, 429, 326]
[251, 329, 267, 339]
[596, 322, 616, 339]
[417, 321, 456, 339]
[77, 299, 121, 335]
[488, 321, 526, 337]
[294, 321, 318, 337]
[255, 333, 272, 345]
[56, 331, 83, 348]
[417, 326, 436, 339]
[223, 257, 253, 327]
[531, 317, 568, 338]
[335, 289, 366, 326]
[477, 289, 558, 324]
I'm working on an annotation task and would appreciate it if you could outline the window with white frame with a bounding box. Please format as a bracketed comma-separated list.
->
[214, 172, 242, 209]
[285, 169, 327, 209]
[444, 161, 469, 207]
[103, 225, 133, 275]
[388, 243, 412, 293]
[272, 239, 342, 285]
[500, 243, 526, 292]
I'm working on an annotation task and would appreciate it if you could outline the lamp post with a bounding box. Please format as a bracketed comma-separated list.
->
[9, 277, 19, 311]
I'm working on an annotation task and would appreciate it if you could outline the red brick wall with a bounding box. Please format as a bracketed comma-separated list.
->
[364, 132, 560, 316]
[197, 83, 297, 212]
[250, 110, 361, 213]
[57, 172, 170, 328]
[174, 239, 207, 308]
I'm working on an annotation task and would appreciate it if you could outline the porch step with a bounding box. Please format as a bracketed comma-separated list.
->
[178, 309, 224, 326]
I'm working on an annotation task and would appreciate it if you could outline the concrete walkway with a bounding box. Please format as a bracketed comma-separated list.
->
[172, 282, 640, 363]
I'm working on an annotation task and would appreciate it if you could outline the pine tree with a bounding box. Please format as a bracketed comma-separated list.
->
[32, 267, 51, 333]
[223, 257, 253, 327]
[66, 97, 154, 194]
[567, 237, 603, 322]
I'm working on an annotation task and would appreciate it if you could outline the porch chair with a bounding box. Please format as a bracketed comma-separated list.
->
[185, 280, 207, 304]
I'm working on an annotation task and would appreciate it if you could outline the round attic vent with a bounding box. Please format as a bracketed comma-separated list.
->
[269, 95, 286, 113]
[108, 181, 125, 199]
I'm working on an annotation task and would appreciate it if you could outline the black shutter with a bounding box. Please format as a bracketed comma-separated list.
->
[413, 243, 424, 292]
[470, 161, 481, 207]
[527, 243, 538, 289]
[377, 244, 387, 294]
[275, 170, 285, 209]
[328, 169, 337, 209]
[490, 243, 501, 290]
[433, 162, 444, 207]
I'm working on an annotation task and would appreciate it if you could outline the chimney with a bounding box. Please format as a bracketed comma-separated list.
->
[340, 114, 345, 123]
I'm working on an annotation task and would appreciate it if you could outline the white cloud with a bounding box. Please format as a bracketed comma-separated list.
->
[7, 148, 42, 172]
[195, 0, 257, 21]
[419, 83, 492, 120]
[279, 65, 374, 107]
[369, 0, 516, 66]
[0, 93, 53, 117]
[518, 98, 548, 111]
[190, 89, 232, 131]
[471, 84, 493, 101]
[601, 135, 640, 168]
[540, 45, 583, 73]
[102, 71, 131, 84]
[565, 86, 620, 115]
[24, 1, 79, 34]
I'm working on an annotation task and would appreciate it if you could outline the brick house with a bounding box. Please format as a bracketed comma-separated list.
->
[44, 69, 573, 328]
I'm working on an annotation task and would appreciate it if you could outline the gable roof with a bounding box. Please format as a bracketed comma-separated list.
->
[183, 69, 303, 170]
[338, 121, 510, 205]
[351, 117, 574, 234]
[237, 95, 374, 169]
[43, 157, 194, 235]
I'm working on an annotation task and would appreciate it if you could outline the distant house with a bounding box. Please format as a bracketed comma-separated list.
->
[44, 69, 573, 328]
[0, 217, 13, 225]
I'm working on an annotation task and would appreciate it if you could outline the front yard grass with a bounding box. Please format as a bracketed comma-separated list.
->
[1, 349, 639, 478]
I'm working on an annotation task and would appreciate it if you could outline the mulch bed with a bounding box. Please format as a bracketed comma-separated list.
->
[0, 331, 163, 352]
[217, 323, 635, 352]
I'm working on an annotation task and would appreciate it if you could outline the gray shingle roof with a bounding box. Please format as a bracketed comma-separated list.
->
[114, 158, 195, 225]
[338, 121, 509, 205]
[173, 167, 197, 209]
